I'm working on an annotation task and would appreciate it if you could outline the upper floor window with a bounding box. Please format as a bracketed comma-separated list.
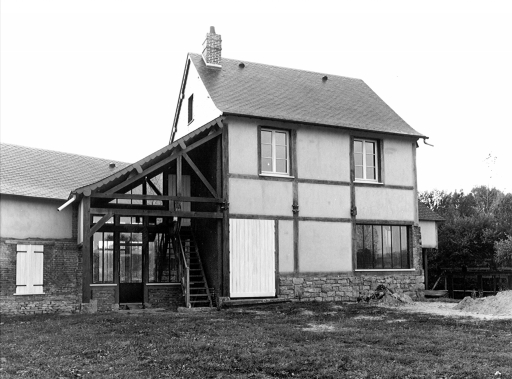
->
[260, 128, 290, 175]
[187, 94, 194, 124]
[354, 139, 379, 181]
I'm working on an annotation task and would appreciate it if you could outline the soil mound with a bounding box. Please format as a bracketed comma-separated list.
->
[358, 285, 413, 306]
[453, 291, 512, 316]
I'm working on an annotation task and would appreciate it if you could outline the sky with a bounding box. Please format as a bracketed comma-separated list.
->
[1, 0, 511, 194]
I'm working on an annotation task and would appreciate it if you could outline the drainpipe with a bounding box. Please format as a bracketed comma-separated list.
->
[58, 195, 76, 212]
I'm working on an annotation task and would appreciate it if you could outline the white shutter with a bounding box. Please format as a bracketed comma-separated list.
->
[230, 219, 276, 298]
[16, 245, 44, 295]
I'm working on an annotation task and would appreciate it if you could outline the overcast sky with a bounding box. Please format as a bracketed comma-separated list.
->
[1, 0, 511, 194]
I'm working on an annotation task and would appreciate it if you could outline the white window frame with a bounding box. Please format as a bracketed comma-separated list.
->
[15, 244, 44, 295]
[354, 138, 379, 182]
[260, 128, 290, 176]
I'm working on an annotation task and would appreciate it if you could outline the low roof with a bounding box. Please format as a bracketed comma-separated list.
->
[0, 143, 130, 200]
[189, 53, 426, 138]
[72, 117, 223, 197]
[418, 201, 445, 222]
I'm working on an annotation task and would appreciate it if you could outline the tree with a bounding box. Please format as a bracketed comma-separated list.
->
[420, 186, 512, 273]
[494, 235, 512, 267]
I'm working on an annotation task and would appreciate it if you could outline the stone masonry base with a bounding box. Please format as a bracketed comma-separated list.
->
[278, 273, 425, 302]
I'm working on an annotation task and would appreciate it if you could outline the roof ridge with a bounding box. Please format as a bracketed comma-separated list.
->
[188, 52, 364, 82]
[0, 142, 130, 165]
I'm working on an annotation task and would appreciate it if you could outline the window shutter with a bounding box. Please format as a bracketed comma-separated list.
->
[16, 244, 44, 295]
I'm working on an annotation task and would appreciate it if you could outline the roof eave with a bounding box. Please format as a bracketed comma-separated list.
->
[222, 112, 427, 140]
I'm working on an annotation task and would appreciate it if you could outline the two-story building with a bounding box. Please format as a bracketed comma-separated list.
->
[1, 27, 429, 313]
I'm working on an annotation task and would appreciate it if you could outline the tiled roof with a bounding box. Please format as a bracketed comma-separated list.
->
[189, 53, 426, 138]
[73, 117, 223, 196]
[0, 143, 130, 200]
[418, 201, 445, 222]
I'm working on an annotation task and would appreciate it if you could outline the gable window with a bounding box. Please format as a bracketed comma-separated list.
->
[354, 139, 379, 181]
[260, 128, 290, 175]
[15, 244, 44, 295]
[188, 94, 194, 124]
[356, 224, 411, 269]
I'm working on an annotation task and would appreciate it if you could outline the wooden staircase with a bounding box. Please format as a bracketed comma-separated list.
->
[178, 229, 213, 308]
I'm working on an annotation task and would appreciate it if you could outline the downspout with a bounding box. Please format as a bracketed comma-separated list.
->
[422, 138, 434, 147]
[57, 195, 76, 212]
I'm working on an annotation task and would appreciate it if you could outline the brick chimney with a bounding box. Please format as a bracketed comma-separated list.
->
[202, 26, 222, 67]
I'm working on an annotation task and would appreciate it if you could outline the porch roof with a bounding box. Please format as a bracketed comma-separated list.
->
[71, 117, 223, 199]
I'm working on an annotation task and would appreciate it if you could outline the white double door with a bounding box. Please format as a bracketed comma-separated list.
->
[229, 219, 276, 298]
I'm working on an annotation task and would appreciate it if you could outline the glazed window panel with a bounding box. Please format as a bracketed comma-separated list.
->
[120, 233, 143, 283]
[92, 232, 114, 283]
[148, 233, 179, 283]
[260, 128, 290, 175]
[354, 139, 379, 181]
[356, 224, 411, 269]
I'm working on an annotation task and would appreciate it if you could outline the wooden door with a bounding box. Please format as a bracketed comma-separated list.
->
[229, 219, 276, 298]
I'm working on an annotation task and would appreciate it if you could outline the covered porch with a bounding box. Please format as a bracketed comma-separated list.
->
[73, 118, 228, 310]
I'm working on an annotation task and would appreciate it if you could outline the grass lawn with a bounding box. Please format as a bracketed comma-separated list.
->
[1, 301, 511, 378]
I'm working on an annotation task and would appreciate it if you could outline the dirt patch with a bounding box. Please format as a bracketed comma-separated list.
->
[386, 291, 512, 320]
[302, 323, 335, 332]
[453, 291, 512, 316]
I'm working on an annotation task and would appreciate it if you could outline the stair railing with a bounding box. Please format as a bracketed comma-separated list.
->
[173, 218, 190, 308]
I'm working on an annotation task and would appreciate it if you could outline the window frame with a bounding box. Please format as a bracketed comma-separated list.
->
[353, 138, 381, 183]
[355, 224, 413, 271]
[187, 94, 194, 124]
[258, 127, 292, 177]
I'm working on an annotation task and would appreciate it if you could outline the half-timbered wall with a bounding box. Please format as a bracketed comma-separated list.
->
[226, 115, 423, 299]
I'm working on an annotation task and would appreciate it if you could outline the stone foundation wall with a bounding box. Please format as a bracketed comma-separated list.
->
[147, 285, 184, 309]
[0, 238, 82, 315]
[278, 273, 424, 302]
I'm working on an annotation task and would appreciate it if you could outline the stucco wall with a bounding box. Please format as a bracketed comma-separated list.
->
[278, 220, 294, 273]
[229, 178, 293, 216]
[419, 220, 438, 248]
[383, 139, 415, 186]
[298, 183, 350, 218]
[296, 126, 350, 181]
[355, 187, 415, 221]
[298, 221, 352, 272]
[228, 118, 259, 175]
[0, 195, 72, 239]
[174, 59, 222, 140]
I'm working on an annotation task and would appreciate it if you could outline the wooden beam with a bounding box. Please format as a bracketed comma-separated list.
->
[88, 211, 114, 237]
[146, 178, 162, 196]
[182, 152, 218, 198]
[221, 124, 230, 297]
[90, 192, 224, 203]
[106, 129, 222, 195]
[82, 196, 91, 303]
[90, 207, 223, 219]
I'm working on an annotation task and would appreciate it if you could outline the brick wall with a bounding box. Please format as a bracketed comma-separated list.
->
[147, 285, 184, 310]
[90, 287, 116, 312]
[0, 238, 82, 315]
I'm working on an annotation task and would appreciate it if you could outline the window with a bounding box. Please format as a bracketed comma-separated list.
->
[188, 94, 194, 124]
[354, 139, 379, 181]
[356, 225, 410, 269]
[260, 128, 290, 175]
[16, 244, 44, 294]
[149, 233, 179, 283]
[93, 232, 114, 283]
